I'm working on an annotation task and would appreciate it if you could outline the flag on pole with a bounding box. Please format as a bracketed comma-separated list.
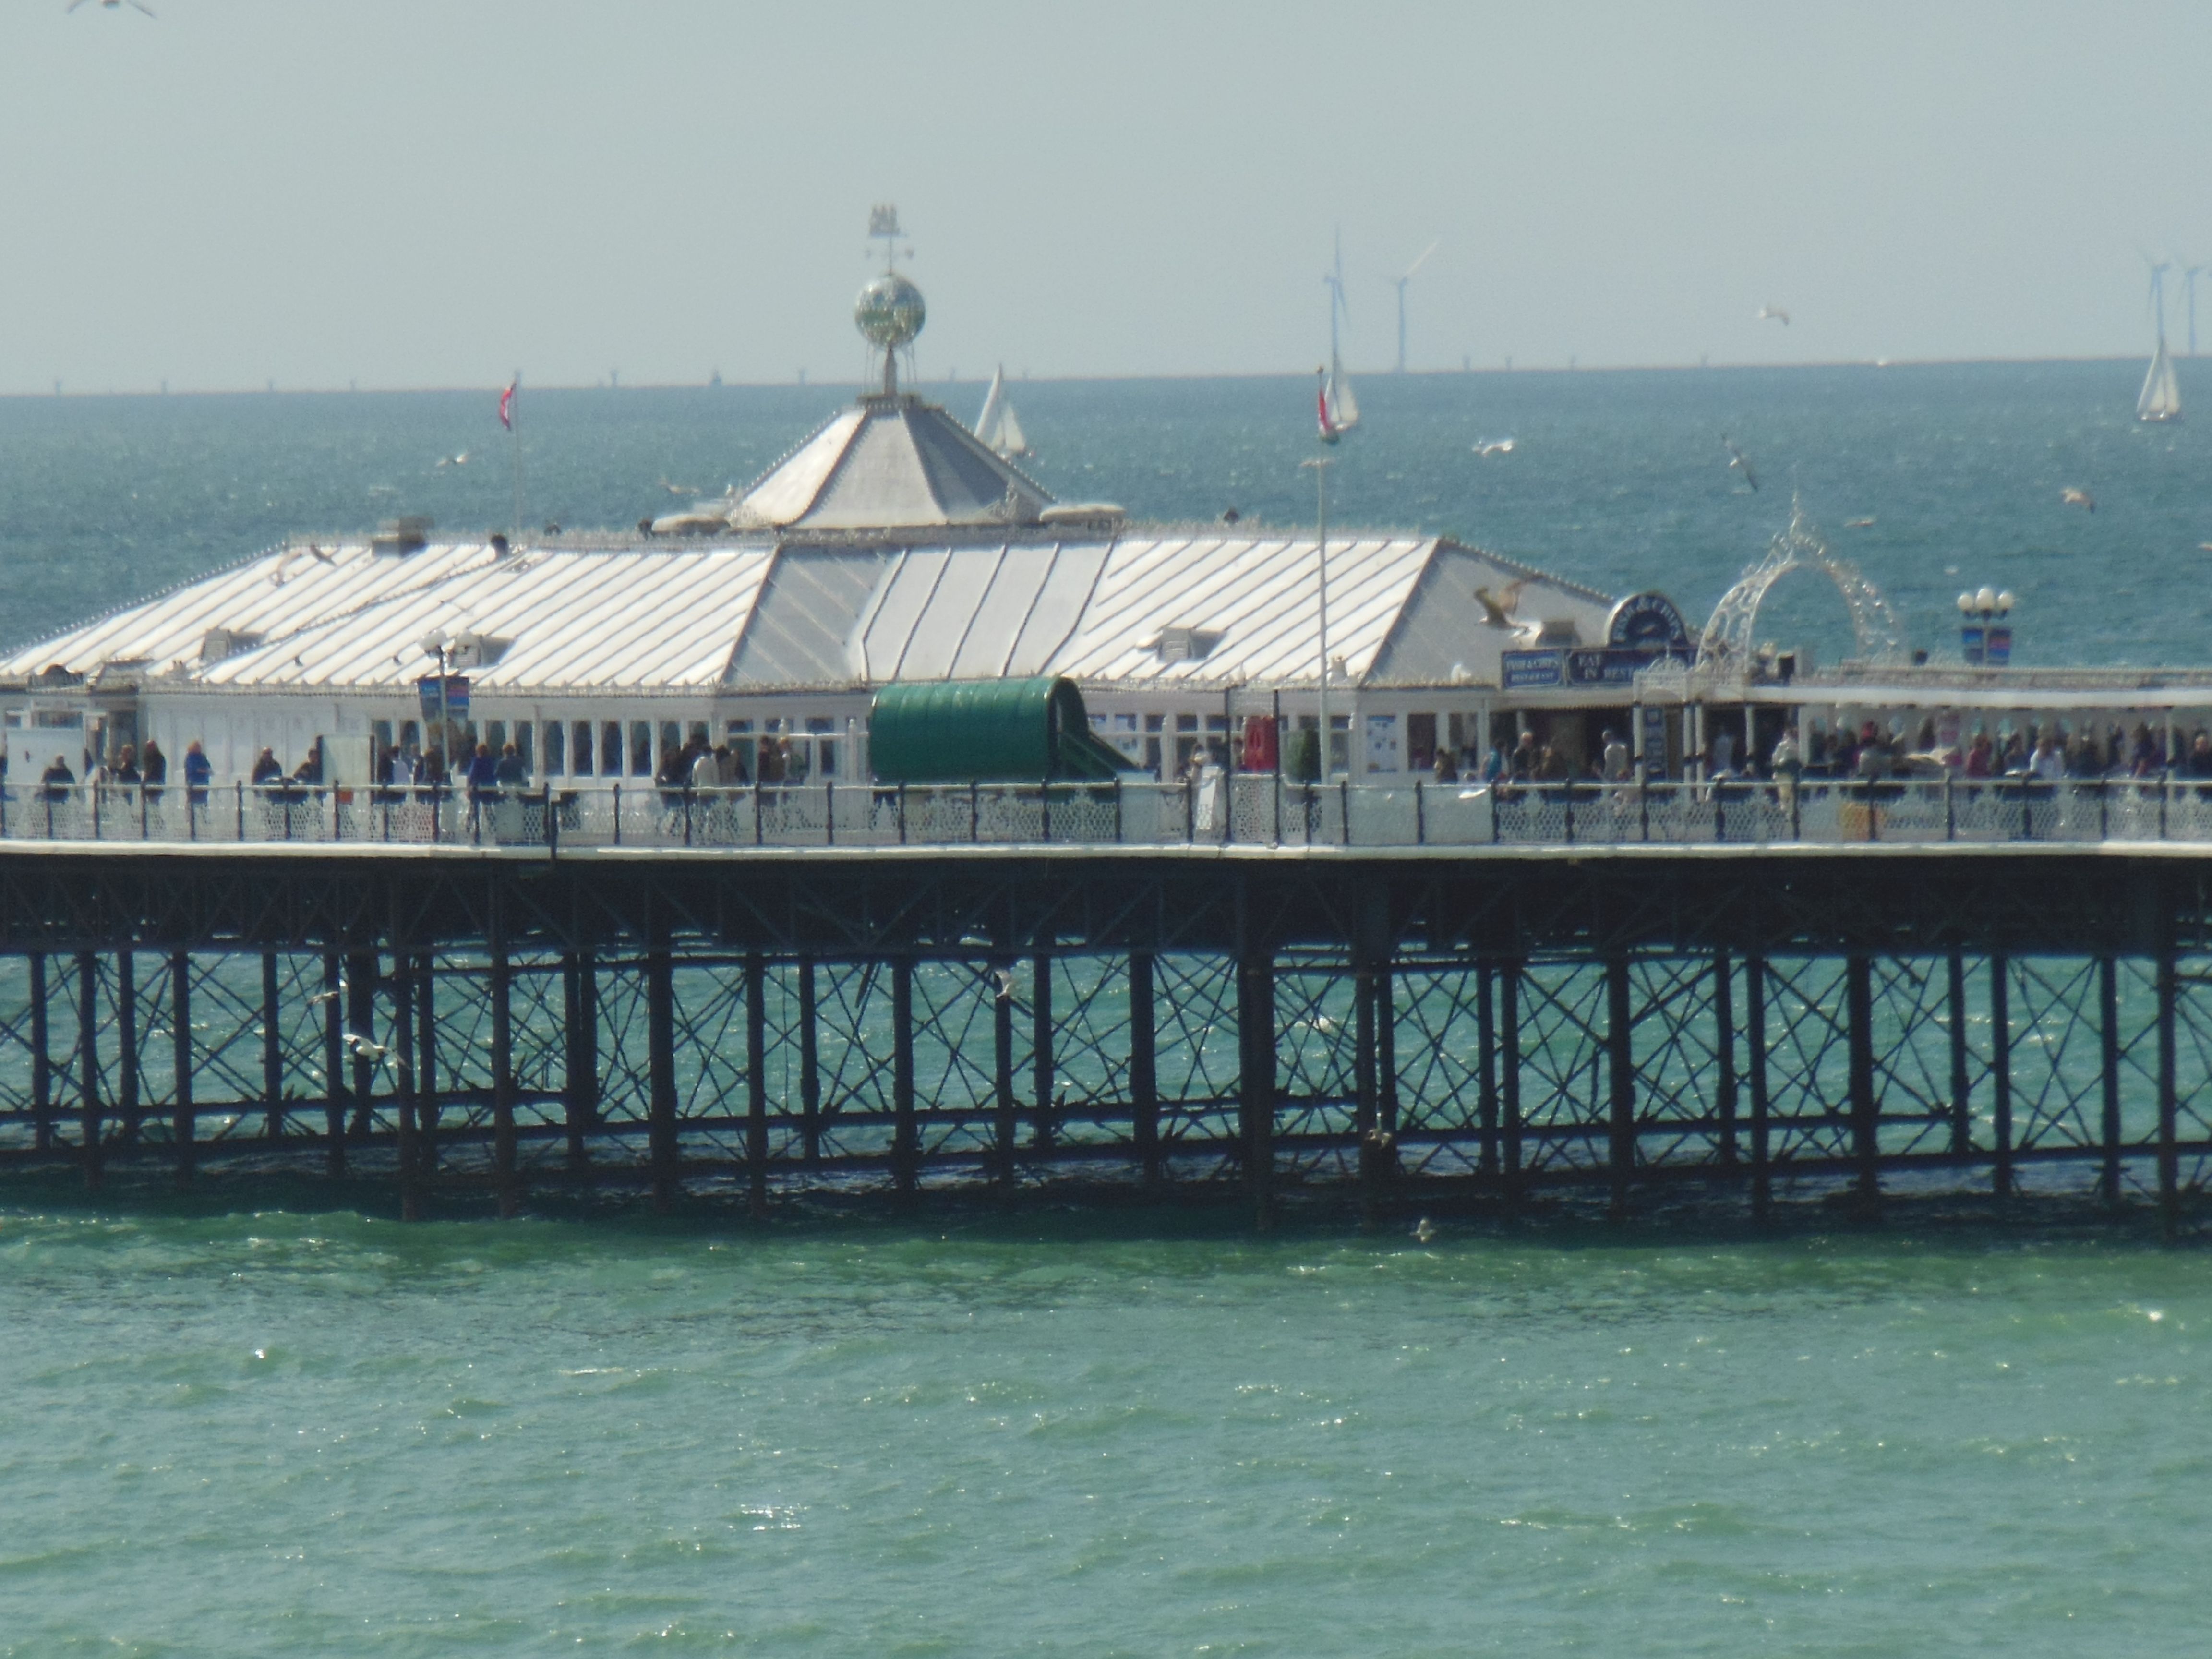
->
[499, 378, 517, 431]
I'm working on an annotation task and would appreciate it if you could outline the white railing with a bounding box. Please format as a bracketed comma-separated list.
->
[1, 775, 2209, 852]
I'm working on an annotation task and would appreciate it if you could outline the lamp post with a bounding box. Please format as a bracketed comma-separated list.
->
[1956, 588, 2015, 666]
[1301, 455, 1332, 779]
[420, 633, 457, 771]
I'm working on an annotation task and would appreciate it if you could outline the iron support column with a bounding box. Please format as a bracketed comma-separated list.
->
[892, 956, 918, 1194]
[1477, 961, 1500, 1181]
[798, 958, 821, 1168]
[1130, 951, 1160, 1185]
[1500, 961, 1523, 1205]
[394, 953, 420, 1221]
[1990, 952, 2013, 1201]
[1747, 956, 1770, 1221]
[77, 951, 99, 1189]
[992, 956, 1017, 1186]
[1032, 955, 1055, 1154]
[1947, 952, 1971, 1157]
[170, 950, 193, 1187]
[1606, 953, 1635, 1218]
[262, 951, 283, 1141]
[1846, 953, 1879, 1209]
[1240, 949, 1276, 1230]
[2158, 947, 2179, 1228]
[322, 953, 345, 1180]
[2099, 956, 2123, 1210]
[489, 892, 518, 1218]
[647, 912, 679, 1212]
[116, 951, 138, 1147]
[1714, 950, 1737, 1166]
[746, 950, 769, 1220]
[415, 953, 440, 1173]
[30, 953, 50, 1154]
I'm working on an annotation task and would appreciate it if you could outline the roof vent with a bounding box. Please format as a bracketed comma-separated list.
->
[372, 515, 434, 554]
[200, 629, 262, 664]
[1152, 625, 1222, 664]
[1040, 502, 1126, 529]
[1534, 617, 1580, 647]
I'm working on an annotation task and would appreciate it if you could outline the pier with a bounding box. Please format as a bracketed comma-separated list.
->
[1, 786, 2210, 1226]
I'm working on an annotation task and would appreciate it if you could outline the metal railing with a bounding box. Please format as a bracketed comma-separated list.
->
[2, 774, 2210, 852]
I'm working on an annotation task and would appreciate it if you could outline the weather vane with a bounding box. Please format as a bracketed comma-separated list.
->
[855, 204, 924, 397]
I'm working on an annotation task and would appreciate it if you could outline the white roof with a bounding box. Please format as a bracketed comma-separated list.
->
[4, 531, 1618, 697]
[732, 395, 1053, 530]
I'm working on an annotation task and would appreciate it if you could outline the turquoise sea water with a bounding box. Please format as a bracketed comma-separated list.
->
[4, 1203, 2210, 1656]
[4, 366, 2212, 1653]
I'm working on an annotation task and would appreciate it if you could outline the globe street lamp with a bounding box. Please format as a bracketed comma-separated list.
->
[1956, 588, 2015, 665]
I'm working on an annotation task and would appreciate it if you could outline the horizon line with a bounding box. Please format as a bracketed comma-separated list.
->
[0, 350, 2182, 401]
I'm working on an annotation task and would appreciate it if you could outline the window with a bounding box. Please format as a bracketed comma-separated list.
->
[805, 716, 836, 783]
[572, 721, 593, 776]
[688, 720, 709, 749]
[372, 719, 393, 755]
[659, 721, 681, 765]
[1408, 712, 1437, 773]
[486, 719, 506, 756]
[515, 722, 533, 771]
[601, 721, 622, 776]
[399, 720, 420, 751]
[544, 721, 566, 775]
[630, 721, 653, 776]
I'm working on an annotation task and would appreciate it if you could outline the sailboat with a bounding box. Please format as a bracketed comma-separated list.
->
[975, 365, 1033, 459]
[1319, 232, 1360, 442]
[2139, 334, 2182, 423]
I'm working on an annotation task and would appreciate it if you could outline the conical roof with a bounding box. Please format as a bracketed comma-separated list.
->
[733, 393, 1053, 532]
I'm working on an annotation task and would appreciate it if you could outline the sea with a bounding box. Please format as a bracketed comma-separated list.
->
[2, 361, 2211, 1656]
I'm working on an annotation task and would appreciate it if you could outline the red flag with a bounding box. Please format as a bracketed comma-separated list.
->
[498, 378, 516, 431]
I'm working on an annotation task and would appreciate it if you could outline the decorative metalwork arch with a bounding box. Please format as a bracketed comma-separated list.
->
[1696, 497, 1907, 674]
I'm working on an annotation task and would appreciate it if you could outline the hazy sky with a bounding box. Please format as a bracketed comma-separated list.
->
[3, 1, 2209, 392]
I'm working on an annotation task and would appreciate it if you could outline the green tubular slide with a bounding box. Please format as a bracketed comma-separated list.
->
[867, 677, 1142, 784]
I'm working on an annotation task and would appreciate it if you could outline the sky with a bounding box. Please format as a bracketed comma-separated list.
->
[2, 0, 2209, 392]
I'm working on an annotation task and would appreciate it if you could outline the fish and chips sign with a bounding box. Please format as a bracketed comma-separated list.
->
[1500, 592, 1691, 691]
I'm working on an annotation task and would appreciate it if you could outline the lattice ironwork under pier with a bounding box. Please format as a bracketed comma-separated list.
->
[0, 843, 2209, 1224]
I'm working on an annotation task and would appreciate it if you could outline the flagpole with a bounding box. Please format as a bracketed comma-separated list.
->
[506, 372, 526, 542]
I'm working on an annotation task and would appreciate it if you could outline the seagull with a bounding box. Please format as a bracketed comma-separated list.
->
[983, 966, 1018, 1002]
[1756, 305, 1791, 325]
[1844, 517, 1875, 529]
[1722, 435, 1759, 492]
[1472, 436, 1517, 457]
[434, 452, 470, 469]
[1412, 1217, 1438, 1244]
[341, 1030, 395, 1070]
[656, 478, 695, 496]
[2061, 487, 2095, 513]
[1472, 579, 1527, 628]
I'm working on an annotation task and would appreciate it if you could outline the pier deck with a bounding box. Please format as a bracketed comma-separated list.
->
[1, 830, 2210, 1226]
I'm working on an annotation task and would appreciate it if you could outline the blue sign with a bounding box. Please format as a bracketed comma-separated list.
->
[1606, 592, 1692, 652]
[417, 674, 470, 722]
[1960, 625, 1985, 665]
[1502, 649, 1564, 689]
[1639, 704, 1669, 778]
[1984, 626, 2012, 667]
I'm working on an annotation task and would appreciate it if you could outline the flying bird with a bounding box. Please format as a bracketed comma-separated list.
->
[1472, 579, 1528, 628]
[1722, 435, 1759, 491]
[1412, 1217, 1438, 1244]
[1756, 306, 1791, 326]
[1844, 517, 1875, 529]
[2061, 487, 2095, 513]
[434, 452, 470, 469]
[1472, 436, 1516, 457]
[982, 966, 1018, 1003]
[656, 478, 696, 496]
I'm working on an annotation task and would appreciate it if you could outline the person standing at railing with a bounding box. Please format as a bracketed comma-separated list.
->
[250, 748, 282, 786]
[140, 739, 166, 804]
[2030, 734, 2065, 783]
[2187, 733, 2212, 780]
[111, 745, 141, 787]
[1771, 727, 1802, 783]
[184, 740, 212, 805]
[1600, 729, 1630, 783]
[494, 742, 529, 791]
[40, 755, 73, 804]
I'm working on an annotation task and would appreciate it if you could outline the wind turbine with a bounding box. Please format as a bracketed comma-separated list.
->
[2185, 263, 2204, 357]
[1394, 239, 1440, 374]
[2146, 255, 2172, 345]
[1323, 229, 1349, 371]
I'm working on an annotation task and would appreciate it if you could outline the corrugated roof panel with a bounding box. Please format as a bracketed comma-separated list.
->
[894, 547, 1006, 678]
[738, 410, 862, 527]
[726, 548, 883, 687]
[1005, 542, 1108, 678]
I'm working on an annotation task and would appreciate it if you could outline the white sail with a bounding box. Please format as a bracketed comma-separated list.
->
[976, 367, 1006, 443]
[974, 364, 1033, 457]
[1326, 351, 1361, 433]
[2139, 337, 2182, 422]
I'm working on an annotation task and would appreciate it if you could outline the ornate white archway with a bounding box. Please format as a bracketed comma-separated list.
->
[1695, 498, 1907, 675]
